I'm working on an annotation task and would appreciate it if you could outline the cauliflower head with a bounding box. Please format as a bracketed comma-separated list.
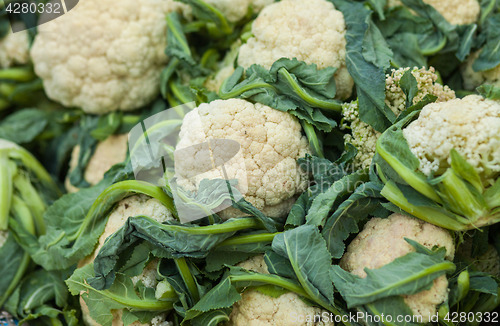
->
[175, 99, 310, 220]
[403, 95, 500, 183]
[0, 28, 30, 68]
[30, 0, 188, 114]
[342, 66, 455, 170]
[237, 0, 353, 100]
[461, 52, 500, 90]
[204, 0, 274, 23]
[228, 255, 334, 326]
[79, 195, 174, 326]
[387, 0, 480, 25]
[341, 213, 455, 323]
[65, 134, 129, 193]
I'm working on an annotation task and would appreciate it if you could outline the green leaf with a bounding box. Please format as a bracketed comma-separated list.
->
[477, 84, 500, 100]
[272, 225, 334, 305]
[399, 69, 418, 109]
[330, 245, 455, 308]
[89, 216, 263, 290]
[322, 181, 386, 259]
[472, 14, 500, 71]
[361, 296, 419, 326]
[0, 109, 48, 144]
[362, 20, 393, 70]
[66, 264, 174, 326]
[220, 58, 340, 132]
[90, 112, 123, 141]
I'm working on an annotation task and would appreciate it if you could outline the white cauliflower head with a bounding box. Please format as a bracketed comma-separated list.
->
[65, 134, 129, 193]
[30, 0, 188, 114]
[79, 195, 174, 326]
[237, 0, 353, 100]
[403, 95, 500, 183]
[175, 99, 310, 220]
[387, 0, 480, 25]
[341, 213, 455, 323]
[0, 27, 30, 68]
[461, 51, 500, 90]
[204, 0, 274, 23]
[229, 255, 334, 326]
[342, 66, 455, 170]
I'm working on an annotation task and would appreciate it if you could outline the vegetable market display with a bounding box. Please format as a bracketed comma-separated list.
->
[1, 0, 499, 325]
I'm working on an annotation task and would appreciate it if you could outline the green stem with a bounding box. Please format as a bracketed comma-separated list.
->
[0, 153, 15, 230]
[13, 173, 47, 235]
[0, 251, 30, 307]
[301, 121, 324, 158]
[381, 181, 468, 231]
[70, 181, 176, 242]
[216, 232, 279, 248]
[0, 67, 35, 82]
[277, 68, 342, 112]
[158, 217, 261, 235]
[219, 81, 276, 99]
[175, 257, 200, 302]
[11, 195, 37, 235]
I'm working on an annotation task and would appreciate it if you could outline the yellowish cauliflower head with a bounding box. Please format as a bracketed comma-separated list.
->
[0, 28, 30, 68]
[237, 0, 353, 100]
[342, 66, 455, 170]
[228, 255, 334, 326]
[403, 95, 500, 182]
[341, 213, 455, 323]
[461, 51, 500, 90]
[65, 134, 129, 193]
[175, 99, 310, 220]
[204, 0, 274, 23]
[79, 195, 174, 326]
[30, 0, 188, 114]
[387, 0, 480, 25]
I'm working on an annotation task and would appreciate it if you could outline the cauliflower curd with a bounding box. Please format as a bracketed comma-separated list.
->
[342, 67, 455, 170]
[461, 52, 500, 90]
[204, 0, 274, 23]
[403, 95, 500, 182]
[30, 0, 188, 114]
[175, 99, 310, 220]
[229, 255, 333, 326]
[0, 29, 30, 68]
[65, 134, 129, 193]
[237, 0, 353, 100]
[387, 0, 480, 25]
[79, 195, 174, 326]
[341, 213, 455, 323]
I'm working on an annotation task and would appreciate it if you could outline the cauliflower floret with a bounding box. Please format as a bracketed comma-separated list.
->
[342, 67, 455, 170]
[0, 28, 30, 68]
[175, 99, 310, 219]
[387, 0, 480, 25]
[228, 255, 334, 326]
[403, 95, 500, 182]
[65, 134, 129, 193]
[461, 51, 500, 90]
[204, 0, 274, 23]
[79, 195, 174, 326]
[341, 213, 455, 323]
[30, 0, 188, 114]
[237, 0, 353, 100]
[0, 230, 8, 248]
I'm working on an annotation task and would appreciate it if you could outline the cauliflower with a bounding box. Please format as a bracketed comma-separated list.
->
[0, 28, 30, 68]
[387, 0, 480, 25]
[237, 0, 353, 100]
[341, 213, 455, 323]
[204, 0, 274, 23]
[342, 66, 455, 170]
[205, 41, 241, 93]
[403, 95, 500, 182]
[79, 195, 174, 326]
[175, 99, 310, 220]
[228, 255, 334, 326]
[461, 52, 500, 90]
[30, 0, 188, 114]
[65, 134, 129, 193]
